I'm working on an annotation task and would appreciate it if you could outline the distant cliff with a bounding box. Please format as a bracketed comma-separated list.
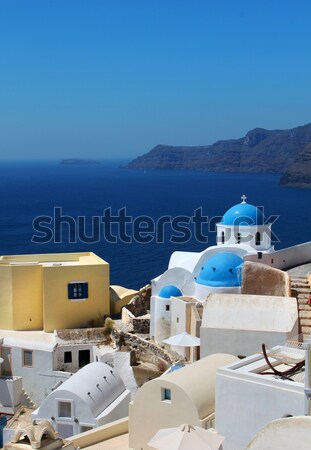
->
[280, 142, 311, 188]
[127, 124, 311, 183]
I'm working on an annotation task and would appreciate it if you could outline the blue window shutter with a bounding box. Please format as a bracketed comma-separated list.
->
[68, 284, 75, 299]
[82, 283, 88, 298]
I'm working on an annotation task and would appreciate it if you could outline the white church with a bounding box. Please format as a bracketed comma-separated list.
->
[152, 196, 273, 300]
[150, 196, 311, 344]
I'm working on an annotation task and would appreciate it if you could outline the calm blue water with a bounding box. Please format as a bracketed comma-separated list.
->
[0, 160, 311, 289]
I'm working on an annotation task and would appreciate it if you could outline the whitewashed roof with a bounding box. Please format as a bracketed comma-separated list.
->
[144, 354, 238, 419]
[168, 251, 203, 272]
[1, 330, 56, 352]
[202, 294, 298, 332]
[53, 362, 126, 417]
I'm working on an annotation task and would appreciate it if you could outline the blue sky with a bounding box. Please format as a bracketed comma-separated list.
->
[1, 0, 311, 160]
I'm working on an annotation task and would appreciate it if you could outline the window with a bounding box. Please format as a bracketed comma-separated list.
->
[23, 350, 33, 367]
[79, 349, 90, 368]
[58, 401, 72, 418]
[166, 305, 170, 311]
[255, 232, 261, 246]
[221, 231, 225, 244]
[80, 425, 93, 433]
[177, 317, 179, 323]
[64, 351, 72, 363]
[161, 388, 171, 401]
[257, 252, 262, 260]
[68, 282, 88, 300]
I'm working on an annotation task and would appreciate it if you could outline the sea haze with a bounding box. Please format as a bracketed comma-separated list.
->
[0, 160, 311, 289]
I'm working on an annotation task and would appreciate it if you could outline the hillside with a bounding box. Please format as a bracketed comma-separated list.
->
[280, 142, 311, 188]
[127, 124, 311, 176]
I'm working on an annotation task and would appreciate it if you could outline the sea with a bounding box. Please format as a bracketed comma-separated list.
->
[1, 160, 311, 289]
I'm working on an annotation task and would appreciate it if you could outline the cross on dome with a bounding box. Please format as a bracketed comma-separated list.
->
[241, 194, 247, 203]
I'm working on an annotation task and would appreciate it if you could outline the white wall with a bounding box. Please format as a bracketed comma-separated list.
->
[9, 347, 71, 406]
[150, 296, 171, 344]
[0, 376, 22, 409]
[170, 298, 192, 358]
[216, 224, 273, 251]
[33, 391, 96, 437]
[245, 241, 311, 270]
[96, 390, 131, 427]
[54, 344, 95, 372]
[194, 284, 240, 302]
[201, 328, 298, 358]
[216, 358, 305, 450]
[200, 294, 298, 358]
[129, 380, 203, 450]
[32, 389, 131, 438]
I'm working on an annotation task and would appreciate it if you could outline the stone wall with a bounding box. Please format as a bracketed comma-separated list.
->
[55, 327, 108, 345]
[125, 285, 151, 317]
[121, 285, 151, 334]
[115, 331, 176, 366]
[121, 307, 150, 334]
[242, 261, 291, 297]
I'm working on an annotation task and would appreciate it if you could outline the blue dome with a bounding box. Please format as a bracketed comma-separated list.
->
[196, 252, 243, 287]
[221, 202, 264, 226]
[158, 285, 183, 299]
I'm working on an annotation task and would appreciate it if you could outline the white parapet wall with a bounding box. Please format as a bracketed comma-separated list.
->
[0, 376, 22, 413]
[69, 417, 129, 448]
[245, 241, 311, 270]
[215, 348, 306, 450]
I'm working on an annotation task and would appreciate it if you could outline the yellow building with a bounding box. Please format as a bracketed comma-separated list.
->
[0, 252, 109, 332]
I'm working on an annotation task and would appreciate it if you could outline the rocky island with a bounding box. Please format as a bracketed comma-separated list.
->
[127, 123, 311, 188]
[60, 159, 100, 165]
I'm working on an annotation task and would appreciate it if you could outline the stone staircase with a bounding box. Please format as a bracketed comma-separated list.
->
[21, 389, 36, 409]
[290, 276, 311, 340]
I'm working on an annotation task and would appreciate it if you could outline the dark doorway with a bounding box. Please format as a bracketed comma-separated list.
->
[1, 347, 12, 376]
[78, 349, 90, 368]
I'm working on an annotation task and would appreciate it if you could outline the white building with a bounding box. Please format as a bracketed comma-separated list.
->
[0, 331, 70, 408]
[129, 353, 238, 450]
[150, 196, 311, 345]
[32, 362, 131, 438]
[150, 293, 202, 358]
[0, 329, 116, 406]
[200, 293, 298, 357]
[150, 197, 276, 343]
[215, 345, 306, 450]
